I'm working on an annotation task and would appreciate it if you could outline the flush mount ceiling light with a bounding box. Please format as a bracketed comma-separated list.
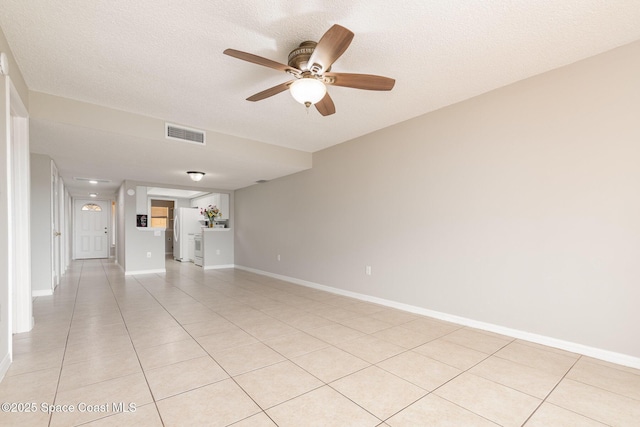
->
[289, 76, 327, 107]
[89, 193, 98, 198]
[187, 171, 205, 182]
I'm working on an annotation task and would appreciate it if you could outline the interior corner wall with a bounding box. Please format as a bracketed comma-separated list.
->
[0, 25, 28, 109]
[235, 40, 640, 360]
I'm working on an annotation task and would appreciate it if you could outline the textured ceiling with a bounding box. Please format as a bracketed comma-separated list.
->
[1, 1, 640, 194]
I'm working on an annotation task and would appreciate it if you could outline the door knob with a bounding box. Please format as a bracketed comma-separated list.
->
[54, 231, 61, 237]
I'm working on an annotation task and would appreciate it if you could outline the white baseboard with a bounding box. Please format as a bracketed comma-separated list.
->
[204, 264, 235, 270]
[32, 289, 53, 297]
[0, 351, 11, 382]
[124, 269, 166, 276]
[235, 265, 640, 370]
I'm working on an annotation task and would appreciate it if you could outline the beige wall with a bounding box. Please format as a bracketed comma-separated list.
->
[235, 40, 640, 360]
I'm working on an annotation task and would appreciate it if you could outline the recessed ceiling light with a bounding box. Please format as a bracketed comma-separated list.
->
[89, 180, 98, 184]
[89, 193, 98, 197]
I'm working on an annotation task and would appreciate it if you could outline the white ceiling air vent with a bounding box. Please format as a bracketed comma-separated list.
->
[165, 123, 206, 145]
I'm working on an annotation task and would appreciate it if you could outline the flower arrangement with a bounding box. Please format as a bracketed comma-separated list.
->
[201, 205, 221, 222]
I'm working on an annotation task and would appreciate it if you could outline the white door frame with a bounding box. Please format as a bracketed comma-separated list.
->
[1, 74, 32, 381]
[149, 197, 177, 255]
[9, 81, 32, 333]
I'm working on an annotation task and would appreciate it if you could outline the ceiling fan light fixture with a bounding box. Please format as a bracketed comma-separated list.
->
[289, 77, 326, 107]
[187, 171, 205, 182]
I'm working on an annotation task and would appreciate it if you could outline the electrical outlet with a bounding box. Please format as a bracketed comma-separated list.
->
[146, 252, 151, 258]
[216, 249, 221, 255]
[277, 254, 281, 261]
[365, 265, 372, 276]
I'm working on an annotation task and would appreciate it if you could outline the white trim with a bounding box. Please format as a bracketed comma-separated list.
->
[32, 289, 53, 297]
[235, 265, 640, 370]
[0, 351, 11, 382]
[203, 264, 235, 270]
[8, 78, 32, 334]
[124, 269, 166, 276]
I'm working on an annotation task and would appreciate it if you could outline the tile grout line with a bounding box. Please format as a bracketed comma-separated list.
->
[47, 261, 84, 427]
[519, 355, 614, 427]
[133, 264, 280, 426]
[378, 337, 515, 425]
[158, 262, 510, 424]
[36, 258, 636, 426]
[99, 259, 171, 427]
[167, 263, 418, 424]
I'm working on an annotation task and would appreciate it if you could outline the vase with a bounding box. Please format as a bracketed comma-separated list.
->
[208, 221, 213, 228]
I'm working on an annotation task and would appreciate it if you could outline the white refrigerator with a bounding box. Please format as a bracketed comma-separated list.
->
[173, 207, 202, 262]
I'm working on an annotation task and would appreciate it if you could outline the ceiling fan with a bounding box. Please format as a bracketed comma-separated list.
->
[223, 24, 395, 116]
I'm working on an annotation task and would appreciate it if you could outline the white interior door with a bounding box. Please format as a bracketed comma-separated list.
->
[75, 199, 109, 259]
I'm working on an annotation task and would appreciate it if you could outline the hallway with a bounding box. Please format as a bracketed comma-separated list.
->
[1, 259, 639, 426]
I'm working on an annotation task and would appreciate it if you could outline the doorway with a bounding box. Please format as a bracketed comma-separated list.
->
[150, 199, 175, 254]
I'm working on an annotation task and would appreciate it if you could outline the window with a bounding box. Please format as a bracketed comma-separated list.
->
[81, 203, 102, 211]
[151, 206, 168, 228]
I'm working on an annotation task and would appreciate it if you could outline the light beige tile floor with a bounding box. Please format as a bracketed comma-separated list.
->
[1, 258, 639, 426]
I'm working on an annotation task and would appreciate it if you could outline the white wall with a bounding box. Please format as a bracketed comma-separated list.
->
[0, 66, 11, 379]
[235, 40, 640, 363]
[30, 153, 52, 294]
[121, 181, 165, 274]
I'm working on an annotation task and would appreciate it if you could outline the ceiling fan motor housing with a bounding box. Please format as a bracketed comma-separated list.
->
[288, 41, 329, 73]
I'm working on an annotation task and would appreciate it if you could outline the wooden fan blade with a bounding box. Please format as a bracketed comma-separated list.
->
[315, 92, 336, 116]
[307, 25, 354, 74]
[324, 72, 395, 91]
[246, 81, 294, 102]
[224, 49, 300, 75]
